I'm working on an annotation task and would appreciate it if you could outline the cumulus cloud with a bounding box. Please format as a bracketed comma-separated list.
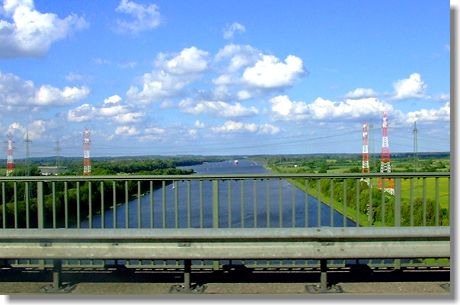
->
[156, 46, 209, 75]
[7, 119, 48, 140]
[215, 44, 260, 72]
[406, 102, 450, 123]
[211, 120, 280, 135]
[0, 0, 88, 58]
[345, 88, 377, 99]
[242, 55, 304, 89]
[115, 125, 139, 136]
[393, 73, 427, 100]
[67, 95, 144, 123]
[0, 71, 90, 109]
[127, 47, 209, 104]
[115, 0, 161, 34]
[270, 95, 392, 121]
[35, 85, 90, 106]
[179, 99, 259, 118]
[223, 22, 246, 39]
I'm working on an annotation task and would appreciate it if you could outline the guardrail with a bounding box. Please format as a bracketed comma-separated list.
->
[0, 172, 451, 292]
[0, 226, 450, 293]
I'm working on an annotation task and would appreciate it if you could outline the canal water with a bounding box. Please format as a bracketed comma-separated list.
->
[81, 159, 356, 229]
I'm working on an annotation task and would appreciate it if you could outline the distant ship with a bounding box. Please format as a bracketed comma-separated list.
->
[233, 160, 239, 166]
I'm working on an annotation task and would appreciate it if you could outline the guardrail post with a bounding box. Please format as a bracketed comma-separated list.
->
[306, 260, 343, 294]
[40, 260, 75, 293]
[169, 259, 206, 294]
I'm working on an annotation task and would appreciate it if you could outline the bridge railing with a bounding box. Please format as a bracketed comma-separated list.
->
[0, 172, 450, 269]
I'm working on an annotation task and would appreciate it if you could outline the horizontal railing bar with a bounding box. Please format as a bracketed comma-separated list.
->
[0, 227, 449, 242]
[0, 172, 450, 182]
[0, 241, 449, 260]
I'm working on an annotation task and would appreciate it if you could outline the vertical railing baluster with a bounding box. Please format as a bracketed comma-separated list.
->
[52, 182, 56, 228]
[25, 182, 29, 229]
[241, 180, 245, 228]
[187, 180, 191, 228]
[291, 182, 296, 228]
[278, 179, 282, 228]
[76, 182, 80, 229]
[317, 179, 321, 227]
[88, 182, 92, 229]
[64, 182, 68, 229]
[368, 178, 373, 227]
[266, 179, 270, 228]
[343, 179, 347, 227]
[422, 178, 427, 226]
[305, 179, 309, 228]
[410, 178, 414, 226]
[228, 180, 232, 228]
[101, 182, 105, 229]
[212, 180, 220, 271]
[254, 179, 258, 228]
[112, 181, 117, 228]
[394, 178, 401, 270]
[125, 181, 129, 228]
[150, 181, 154, 228]
[356, 179, 360, 227]
[212, 180, 219, 228]
[199, 180, 203, 228]
[162, 181, 166, 228]
[37, 181, 44, 229]
[435, 177, 439, 226]
[381, 178, 385, 226]
[447, 177, 450, 225]
[395, 178, 401, 227]
[137, 181, 141, 228]
[330, 179, 334, 227]
[13, 182, 17, 228]
[174, 181, 179, 228]
[2, 182, 5, 229]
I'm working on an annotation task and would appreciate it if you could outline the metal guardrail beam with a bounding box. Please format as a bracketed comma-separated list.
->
[0, 227, 450, 241]
[0, 227, 450, 260]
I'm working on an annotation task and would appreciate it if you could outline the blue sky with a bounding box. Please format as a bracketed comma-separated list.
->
[0, 0, 451, 157]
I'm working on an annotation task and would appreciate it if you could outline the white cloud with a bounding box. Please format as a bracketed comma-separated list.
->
[270, 95, 392, 121]
[35, 85, 90, 106]
[194, 120, 205, 128]
[0, 0, 88, 58]
[0, 71, 90, 109]
[67, 103, 97, 122]
[345, 88, 377, 99]
[115, 0, 161, 34]
[67, 95, 144, 123]
[242, 55, 304, 89]
[393, 73, 427, 100]
[215, 44, 260, 72]
[103, 95, 122, 104]
[179, 99, 259, 118]
[7, 119, 48, 140]
[156, 46, 209, 75]
[127, 70, 190, 104]
[115, 125, 139, 136]
[211, 120, 280, 135]
[114, 111, 144, 123]
[237, 90, 251, 100]
[223, 22, 246, 39]
[127, 47, 209, 104]
[406, 102, 450, 123]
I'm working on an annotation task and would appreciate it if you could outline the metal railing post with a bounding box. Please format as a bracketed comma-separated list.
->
[212, 180, 220, 270]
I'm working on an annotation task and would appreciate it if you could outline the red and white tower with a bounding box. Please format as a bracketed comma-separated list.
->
[6, 133, 14, 176]
[379, 112, 394, 193]
[83, 128, 91, 176]
[362, 122, 370, 174]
